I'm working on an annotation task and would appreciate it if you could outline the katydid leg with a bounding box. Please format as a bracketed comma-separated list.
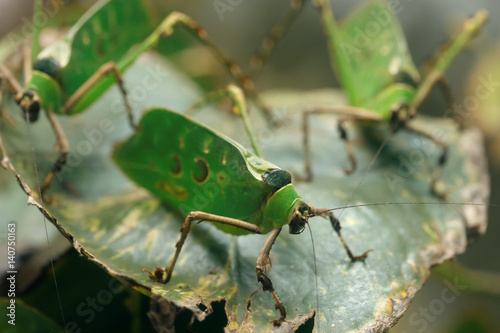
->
[256, 228, 287, 325]
[144, 211, 261, 284]
[45, 60, 144, 199]
[338, 117, 356, 175]
[63, 62, 135, 129]
[404, 123, 448, 199]
[300, 106, 382, 181]
[37, 61, 134, 200]
[39, 111, 69, 202]
[315, 208, 372, 261]
[125, 12, 273, 124]
[249, 0, 307, 78]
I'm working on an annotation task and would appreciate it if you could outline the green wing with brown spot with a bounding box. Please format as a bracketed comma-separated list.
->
[112, 108, 281, 235]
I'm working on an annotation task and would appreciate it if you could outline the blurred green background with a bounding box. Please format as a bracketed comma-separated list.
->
[0, 0, 498, 332]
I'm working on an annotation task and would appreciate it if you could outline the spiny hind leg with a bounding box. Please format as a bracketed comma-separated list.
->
[404, 123, 448, 199]
[299, 106, 383, 181]
[249, 0, 307, 77]
[63, 62, 135, 129]
[145, 12, 274, 124]
[256, 227, 287, 325]
[144, 212, 261, 284]
[315, 208, 373, 261]
[187, 84, 263, 157]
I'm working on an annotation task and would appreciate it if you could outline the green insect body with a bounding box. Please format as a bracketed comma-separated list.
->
[113, 108, 309, 236]
[320, 0, 487, 120]
[284, 0, 489, 194]
[21, 0, 155, 120]
[111, 107, 369, 324]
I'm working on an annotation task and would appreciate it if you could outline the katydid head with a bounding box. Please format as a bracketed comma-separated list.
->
[14, 56, 61, 122]
[289, 201, 314, 234]
[15, 57, 63, 122]
[16, 89, 41, 122]
[389, 103, 416, 130]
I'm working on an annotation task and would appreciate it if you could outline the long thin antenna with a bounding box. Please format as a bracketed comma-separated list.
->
[317, 201, 496, 215]
[22, 13, 67, 330]
[24, 108, 68, 332]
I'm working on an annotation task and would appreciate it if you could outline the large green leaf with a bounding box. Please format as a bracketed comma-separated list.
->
[0, 54, 488, 332]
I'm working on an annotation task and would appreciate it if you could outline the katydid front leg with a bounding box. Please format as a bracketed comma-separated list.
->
[249, 0, 307, 78]
[256, 228, 287, 325]
[39, 111, 69, 202]
[315, 208, 373, 261]
[143, 211, 261, 283]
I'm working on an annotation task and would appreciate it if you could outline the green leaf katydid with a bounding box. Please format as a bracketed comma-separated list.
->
[0, 0, 266, 201]
[252, 0, 488, 197]
[112, 104, 372, 325]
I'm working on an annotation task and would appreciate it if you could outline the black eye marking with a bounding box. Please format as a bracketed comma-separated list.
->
[170, 154, 182, 175]
[192, 158, 209, 183]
